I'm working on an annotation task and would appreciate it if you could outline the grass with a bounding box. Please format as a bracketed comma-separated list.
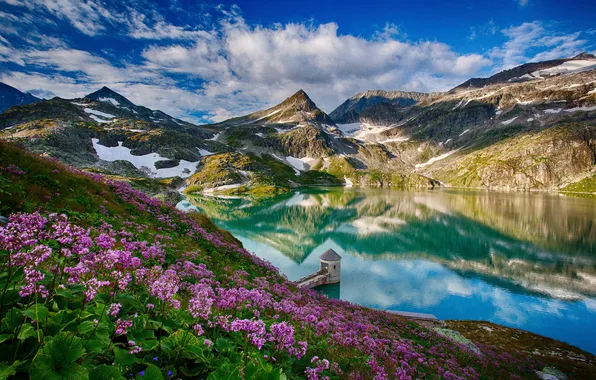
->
[446, 321, 596, 380]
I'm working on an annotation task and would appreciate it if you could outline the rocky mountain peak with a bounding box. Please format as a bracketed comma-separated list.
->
[279, 89, 318, 111]
[85, 86, 135, 107]
[572, 52, 596, 60]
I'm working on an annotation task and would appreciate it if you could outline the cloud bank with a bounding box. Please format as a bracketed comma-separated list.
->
[0, 1, 593, 123]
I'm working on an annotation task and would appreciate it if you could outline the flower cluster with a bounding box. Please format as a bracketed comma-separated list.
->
[0, 148, 542, 380]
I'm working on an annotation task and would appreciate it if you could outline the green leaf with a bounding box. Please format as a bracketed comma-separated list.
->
[0, 360, 23, 380]
[141, 339, 159, 351]
[136, 364, 163, 380]
[114, 347, 138, 368]
[17, 324, 38, 341]
[207, 361, 241, 380]
[30, 332, 88, 380]
[215, 337, 234, 352]
[77, 321, 96, 335]
[21, 304, 49, 322]
[1, 308, 20, 333]
[0, 334, 13, 344]
[85, 338, 109, 354]
[89, 365, 125, 380]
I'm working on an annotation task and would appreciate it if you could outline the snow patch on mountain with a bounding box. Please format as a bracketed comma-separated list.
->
[285, 156, 316, 172]
[501, 117, 518, 125]
[89, 115, 113, 124]
[336, 123, 361, 135]
[415, 150, 459, 169]
[92, 138, 198, 178]
[99, 97, 119, 106]
[84, 108, 115, 119]
[532, 60, 596, 77]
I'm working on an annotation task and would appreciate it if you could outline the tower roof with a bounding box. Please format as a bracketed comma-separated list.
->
[320, 249, 341, 261]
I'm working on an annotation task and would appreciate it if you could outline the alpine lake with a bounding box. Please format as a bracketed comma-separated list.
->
[176, 187, 596, 354]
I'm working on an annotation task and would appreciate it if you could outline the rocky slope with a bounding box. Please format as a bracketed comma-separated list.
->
[0, 82, 41, 113]
[330, 89, 436, 123]
[330, 53, 596, 192]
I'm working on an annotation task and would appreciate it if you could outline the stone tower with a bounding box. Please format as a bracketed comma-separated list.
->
[320, 249, 341, 284]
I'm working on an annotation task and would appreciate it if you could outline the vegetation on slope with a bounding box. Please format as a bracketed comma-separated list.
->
[0, 142, 553, 379]
[185, 152, 340, 197]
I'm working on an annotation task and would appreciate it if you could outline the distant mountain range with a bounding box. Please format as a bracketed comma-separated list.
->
[0, 82, 41, 113]
[1, 52, 595, 195]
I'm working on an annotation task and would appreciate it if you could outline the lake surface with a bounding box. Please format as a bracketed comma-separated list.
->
[177, 188, 596, 354]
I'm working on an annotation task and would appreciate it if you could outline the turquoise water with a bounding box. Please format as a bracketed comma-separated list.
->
[178, 188, 596, 354]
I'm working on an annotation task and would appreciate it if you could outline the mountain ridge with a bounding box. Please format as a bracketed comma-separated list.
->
[0, 82, 41, 114]
[0, 53, 595, 195]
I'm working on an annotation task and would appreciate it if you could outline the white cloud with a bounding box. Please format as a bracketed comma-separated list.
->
[0, 2, 593, 124]
[4, 0, 121, 36]
[490, 21, 588, 70]
[141, 18, 491, 114]
[126, 9, 208, 40]
[518, 0, 529, 7]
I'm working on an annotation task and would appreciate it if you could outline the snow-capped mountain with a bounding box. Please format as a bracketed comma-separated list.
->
[0, 82, 41, 114]
[1, 53, 595, 195]
[451, 52, 596, 91]
[330, 53, 596, 191]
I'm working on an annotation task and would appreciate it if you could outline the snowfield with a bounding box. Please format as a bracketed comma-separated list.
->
[89, 115, 113, 124]
[532, 60, 596, 77]
[501, 117, 518, 125]
[92, 138, 199, 178]
[285, 156, 317, 172]
[415, 150, 459, 169]
[84, 108, 115, 119]
[98, 97, 120, 106]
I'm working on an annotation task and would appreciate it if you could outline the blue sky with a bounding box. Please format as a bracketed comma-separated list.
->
[0, 0, 594, 123]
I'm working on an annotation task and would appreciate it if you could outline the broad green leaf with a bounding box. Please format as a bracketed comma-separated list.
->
[0, 360, 22, 380]
[89, 365, 125, 380]
[84, 338, 109, 354]
[78, 321, 96, 335]
[215, 337, 233, 351]
[30, 332, 88, 380]
[141, 339, 159, 351]
[114, 347, 138, 368]
[1, 308, 20, 333]
[0, 334, 12, 344]
[17, 324, 38, 341]
[136, 364, 164, 380]
[21, 304, 49, 322]
[207, 361, 241, 380]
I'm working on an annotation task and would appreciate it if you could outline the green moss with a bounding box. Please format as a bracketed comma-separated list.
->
[561, 174, 596, 194]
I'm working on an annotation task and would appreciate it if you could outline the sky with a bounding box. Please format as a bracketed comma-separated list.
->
[0, 0, 594, 124]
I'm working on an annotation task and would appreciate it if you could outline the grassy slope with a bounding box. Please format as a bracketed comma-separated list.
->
[0, 142, 593, 379]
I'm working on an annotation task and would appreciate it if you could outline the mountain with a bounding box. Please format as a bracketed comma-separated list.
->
[0, 86, 222, 184]
[197, 89, 437, 194]
[329, 90, 435, 123]
[0, 82, 41, 113]
[451, 52, 596, 92]
[85, 86, 137, 107]
[330, 54, 596, 192]
[213, 89, 336, 127]
[0, 53, 595, 196]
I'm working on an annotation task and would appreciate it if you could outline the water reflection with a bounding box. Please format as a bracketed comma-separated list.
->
[178, 188, 596, 353]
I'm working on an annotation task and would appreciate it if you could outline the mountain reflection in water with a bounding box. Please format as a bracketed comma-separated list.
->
[178, 188, 596, 354]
